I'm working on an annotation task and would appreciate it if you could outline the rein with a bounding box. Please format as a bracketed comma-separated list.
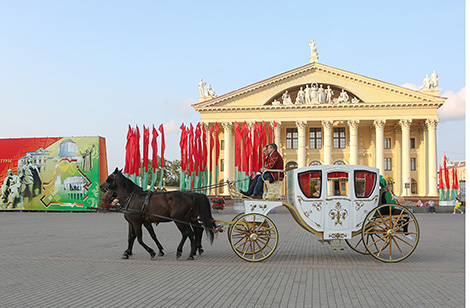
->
[103, 187, 220, 233]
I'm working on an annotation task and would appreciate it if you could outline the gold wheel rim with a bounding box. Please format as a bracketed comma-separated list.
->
[362, 204, 419, 263]
[230, 213, 278, 262]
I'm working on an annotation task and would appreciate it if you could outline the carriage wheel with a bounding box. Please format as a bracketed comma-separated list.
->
[362, 204, 419, 263]
[229, 213, 278, 262]
[227, 213, 245, 241]
[346, 225, 390, 255]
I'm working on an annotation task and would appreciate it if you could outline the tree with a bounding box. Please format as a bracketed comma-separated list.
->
[139, 157, 181, 189]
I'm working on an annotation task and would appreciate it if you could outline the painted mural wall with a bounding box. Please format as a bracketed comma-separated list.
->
[0, 136, 107, 211]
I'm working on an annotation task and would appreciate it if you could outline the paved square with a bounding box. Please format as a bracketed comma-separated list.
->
[0, 207, 464, 307]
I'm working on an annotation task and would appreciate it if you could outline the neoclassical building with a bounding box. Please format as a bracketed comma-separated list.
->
[193, 48, 445, 197]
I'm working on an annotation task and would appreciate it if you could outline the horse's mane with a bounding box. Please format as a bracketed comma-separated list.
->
[116, 171, 145, 193]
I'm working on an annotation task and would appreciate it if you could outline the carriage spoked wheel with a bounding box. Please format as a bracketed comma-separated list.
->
[362, 204, 419, 263]
[345, 228, 389, 255]
[227, 213, 245, 241]
[229, 213, 278, 262]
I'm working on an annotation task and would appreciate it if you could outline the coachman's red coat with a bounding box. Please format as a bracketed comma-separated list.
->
[265, 151, 284, 181]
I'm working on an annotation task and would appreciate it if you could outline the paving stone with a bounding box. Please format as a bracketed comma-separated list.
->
[0, 207, 465, 307]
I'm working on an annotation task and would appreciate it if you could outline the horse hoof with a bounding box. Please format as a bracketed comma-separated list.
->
[176, 252, 182, 259]
[150, 251, 156, 259]
[198, 249, 204, 256]
[158, 252, 164, 257]
[187, 255, 194, 260]
[122, 255, 129, 259]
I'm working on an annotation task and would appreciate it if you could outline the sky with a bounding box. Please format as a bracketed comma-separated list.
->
[0, 0, 465, 171]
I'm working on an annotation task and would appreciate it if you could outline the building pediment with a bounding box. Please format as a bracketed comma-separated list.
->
[193, 62, 446, 113]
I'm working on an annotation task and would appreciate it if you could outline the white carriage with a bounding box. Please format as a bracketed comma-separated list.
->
[226, 165, 419, 263]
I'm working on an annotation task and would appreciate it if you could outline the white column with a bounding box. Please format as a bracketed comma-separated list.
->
[296, 120, 307, 167]
[273, 121, 282, 148]
[374, 120, 386, 175]
[393, 125, 402, 196]
[369, 125, 376, 167]
[426, 118, 439, 196]
[222, 122, 233, 196]
[418, 124, 427, 196]
[348, 120, 359, 165]
[322, 120, 333, 165]
[400, 119, 412, 196]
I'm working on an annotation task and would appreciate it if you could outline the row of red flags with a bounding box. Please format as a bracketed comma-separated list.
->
[124, 124, 165, 176]
[179, 121, 277, 176]
[438, 154, 459, 190]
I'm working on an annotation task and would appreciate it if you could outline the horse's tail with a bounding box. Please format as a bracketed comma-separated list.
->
[192, 192, 216, 244]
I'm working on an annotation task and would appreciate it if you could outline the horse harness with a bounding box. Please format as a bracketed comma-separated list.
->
[107, 188, 214, 231]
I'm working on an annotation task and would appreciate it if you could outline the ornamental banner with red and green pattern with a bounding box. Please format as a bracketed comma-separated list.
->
[0, 136, 107, 211]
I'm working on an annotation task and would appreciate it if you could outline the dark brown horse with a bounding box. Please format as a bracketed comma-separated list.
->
[101, 168, 217, 260]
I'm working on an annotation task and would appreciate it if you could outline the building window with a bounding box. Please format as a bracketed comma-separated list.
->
[384, 138, 391, 149]
[410, 138, 416, 149]
[333, 127, 346, 149]
[220, 140, 225, 150]
[411, 158, 416, 171]
[309, 128, 322, 149]
[411, 179, 417, 194]
[286, 128, 298, 149]
[309, 160, 322, 166]
[220, 159, 224, 171]
[285, 161, 298, 171]
[384, 158, 392, 171]
[333, 160, 345, 165]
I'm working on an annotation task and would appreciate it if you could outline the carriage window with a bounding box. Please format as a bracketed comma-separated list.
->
[354, 171, 377, 198]
[298, 171, 322, 198]
[327, 172, 348, 196]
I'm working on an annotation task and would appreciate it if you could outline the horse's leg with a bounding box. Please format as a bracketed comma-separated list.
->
[193, 221, 204, 255]
[175, 222, 187, 259]
[122, 222, 136, 259]
[144, 221, 164, 257]
[175, 222, 196, 260]
[134, 222, 156, 259]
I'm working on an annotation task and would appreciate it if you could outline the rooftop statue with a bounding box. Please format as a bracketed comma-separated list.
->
[420, 74, 432, 90]
[198, 79, 206, 96]
[205, 84, 217, 98]
[431, 70, 439, 89]
[309, 39, 319, 63]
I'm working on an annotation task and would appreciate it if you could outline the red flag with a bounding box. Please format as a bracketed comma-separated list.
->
[252, 122, 259, 172]
[215, 122, 220, 167]
[242, 122, 249, 174]
[188, 123, 194, 174]
[124, 125, 133, 174]
[443, 155, 450, 189]
[268, 124, 273, 144]
[247, 125, 254, 174]
[438, 165, 444, 189]
[234, 122, 240, 169]
[152, 125, 159, 172]
[158, 124, 165, 168]
[143, 125, 149, 172]
[202, 123, 207, 171]
[452, 166, 459, 189]
[261, 121, 267, 146]
[134, 126, 141, 176]
[209, 125, 214, 172]
[179, 124, 186, 171]
[194, 123, 201, 175]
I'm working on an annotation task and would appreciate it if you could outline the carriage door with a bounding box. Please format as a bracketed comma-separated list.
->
[324, 171, 352, 239]
[351, 170, 379, 233]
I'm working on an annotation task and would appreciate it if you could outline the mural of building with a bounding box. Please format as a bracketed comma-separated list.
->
[193, 43, 446, 197]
